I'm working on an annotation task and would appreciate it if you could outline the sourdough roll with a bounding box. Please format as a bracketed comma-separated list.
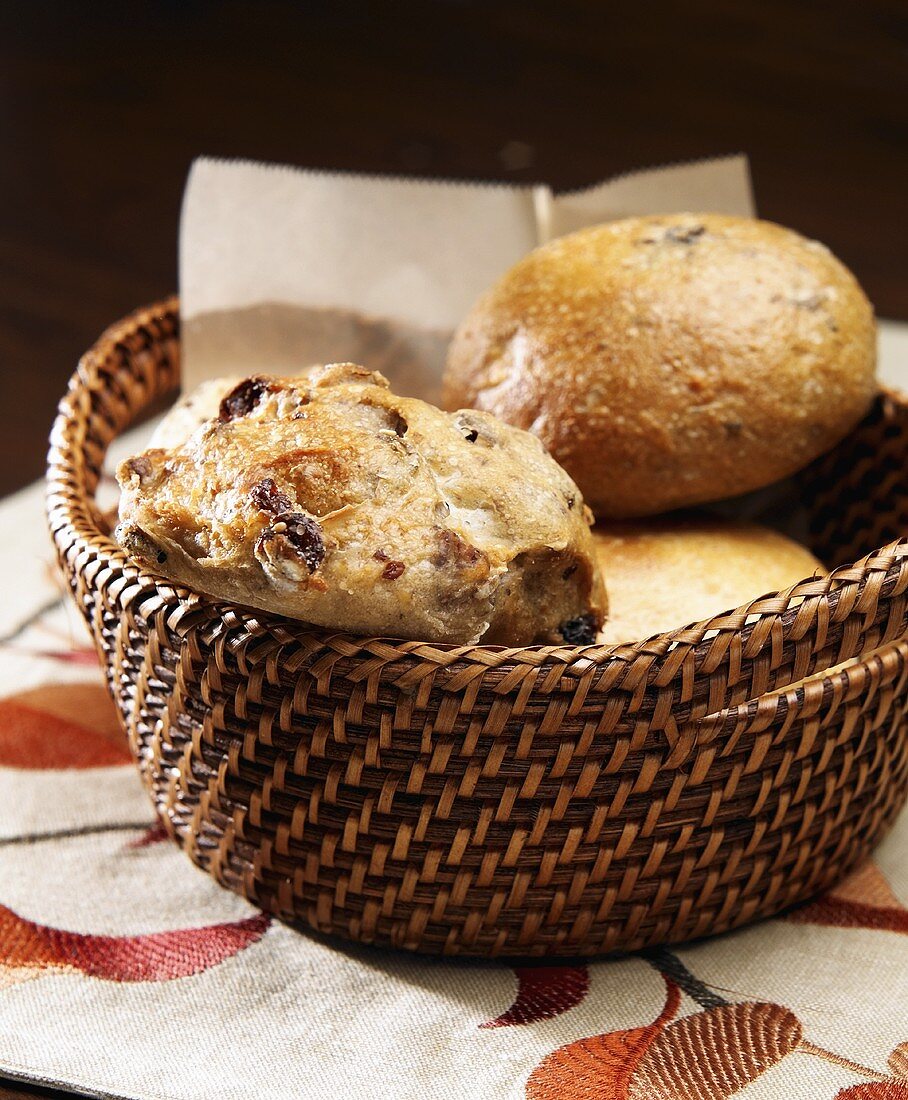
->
[116, 366, 606, 646]
[593, 516, 823, 644]
[444, 214, 877, 517]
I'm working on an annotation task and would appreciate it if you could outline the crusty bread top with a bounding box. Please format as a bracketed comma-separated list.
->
[594, 515, 823, 644]
[444, 214, 877, 517]
[116, 366, 605, 645]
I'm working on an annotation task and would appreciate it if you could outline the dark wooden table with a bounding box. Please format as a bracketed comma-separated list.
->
[0, 2, 906, 1095]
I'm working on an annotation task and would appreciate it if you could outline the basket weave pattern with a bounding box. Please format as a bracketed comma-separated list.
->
[47, 300, 908, 956]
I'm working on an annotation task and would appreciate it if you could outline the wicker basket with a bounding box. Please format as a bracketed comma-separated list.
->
[46, 299, 908, 957]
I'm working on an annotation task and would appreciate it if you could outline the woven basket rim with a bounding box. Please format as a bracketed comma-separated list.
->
[46, 297, 908, 689]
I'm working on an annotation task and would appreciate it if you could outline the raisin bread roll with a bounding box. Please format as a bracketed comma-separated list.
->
[116, 366, 606, 645]
[148, 377, 241, 449]
[444, 214, 877, 517]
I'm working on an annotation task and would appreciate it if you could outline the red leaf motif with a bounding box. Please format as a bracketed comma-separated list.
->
[0, 901, 269, 982]
[481, 966, 590, 1028]
[790, 898, 908, 935]
[789, 861, 908, 935]
[0, 683, 131, 769]
[30, 647, 99, 667]
[627, 1002, 802, 1099]
[836, 1085, 908, 1099]
[525, 977, 680, 1099]
[126, 822, 170, 849]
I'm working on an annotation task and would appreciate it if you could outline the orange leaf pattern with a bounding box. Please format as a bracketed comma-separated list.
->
[789, 861, 908, 935]
[889, 1044, 908, 1078]
[525, 977, 680, 1099]
[836, 1086, 908, 1099]
[628, 1002, 802, 1099]
[0, 683, 131, 769]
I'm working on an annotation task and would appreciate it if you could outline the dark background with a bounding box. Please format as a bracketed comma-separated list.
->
[0, 3, 906, 1096]
[0, 0, 906, 503]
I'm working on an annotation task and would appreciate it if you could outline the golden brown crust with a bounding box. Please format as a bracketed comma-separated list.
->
[116, 366, 606, 645]
[593, 516, 823, 643]
[443, 214, 877, 517]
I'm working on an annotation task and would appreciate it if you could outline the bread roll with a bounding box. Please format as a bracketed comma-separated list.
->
[117, 366, 606, 646]
[444, 214, 877, 517]
[149, 377, 241, 449]
[593, 516, 823, 644]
